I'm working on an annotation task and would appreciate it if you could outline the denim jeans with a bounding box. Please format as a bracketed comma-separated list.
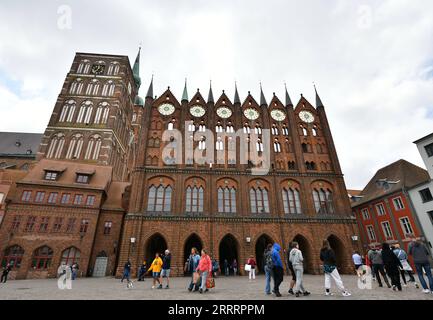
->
[200, 271, 208, 290]
[264, 265, 273, 294]
[415, 263, 433, 291]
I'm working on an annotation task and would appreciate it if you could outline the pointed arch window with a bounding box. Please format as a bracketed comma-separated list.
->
[255, 125, 262, 135]
[1, 245, 24, 269]
[302, 127, 308, 136]
[271, 126, 279, 135]
[59, 100, 76, 123]
[31, 246, 53, 270]
[199, 137, 206, 150]
[46, 133, 65, 159]
[147, 185, 172, 213]
[76, 101, 93, 124]
[273, 140, 281, 153]
[216, 124, 224, 133]
[66, 134, 84, 159]
[312, 127, 318, 137]
[77, 60, 91, 74]
[226, 124, 234, 133]
[216, 138, 224, 151]
[282, 126, 289, 136]
[102, 80, 116, 96]
[188, 123, 196, 132]
[282, 188, 302, 214]
[243, 124, 251, 134]
[107, 62, 120, 75]
[84, 135, 102, 160]
[86, 79, 100, 96]
[256, 139, 264, 152]
[94, 102, 109, 124]
[185, 186, 204, 213]
[198, 124, 206, 132]
[250, 187, 270, 214]
[69, 79, 84, 95]
[218, 187, 236, 214]
[167, 121, 174, 131]
[313, 188, 335, 215]
[61, 247, 81, 266]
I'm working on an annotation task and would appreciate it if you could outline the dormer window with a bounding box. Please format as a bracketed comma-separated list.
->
[76, 174, 90, 184]
[44, 171, 58, 181]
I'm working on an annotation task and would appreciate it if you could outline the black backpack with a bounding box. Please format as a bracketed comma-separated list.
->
[265, 250, 274, 269]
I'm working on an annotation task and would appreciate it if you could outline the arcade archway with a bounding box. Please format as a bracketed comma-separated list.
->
[255, 234, 274, 273]
[145, 233, 167, 267]
[328, 234, 345, 270]
[183, 233, 203, 275]
[292, 235, 313, 274]
[219, 234, 239, 276]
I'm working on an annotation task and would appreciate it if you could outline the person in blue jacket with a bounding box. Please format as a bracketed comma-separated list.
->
[187, 247, 201, 292]
[272, 243, 284, 297]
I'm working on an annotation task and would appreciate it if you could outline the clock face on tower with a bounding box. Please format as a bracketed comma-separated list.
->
[91, 64, 105, 75]
[243, 108, 259, 121]
[299, 110, 315, 123]
[216, 107, 232, 119]
[190, 105, 206, 117]
[270, 109, 286, 122]
[158, 103, 175, 116]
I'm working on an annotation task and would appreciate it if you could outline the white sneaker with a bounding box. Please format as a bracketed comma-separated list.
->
[342, 291, 352, 297]
[152, 285, 155, 289]
[325, 292, 334, 296]
[422, 289, 430, 294]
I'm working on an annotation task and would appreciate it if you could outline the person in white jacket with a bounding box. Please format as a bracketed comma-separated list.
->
[289, 242, 311, 297]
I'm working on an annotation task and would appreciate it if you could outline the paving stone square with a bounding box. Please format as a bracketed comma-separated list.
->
[0, 275, 432, 300]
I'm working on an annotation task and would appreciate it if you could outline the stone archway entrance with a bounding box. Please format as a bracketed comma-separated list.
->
[183, 233, 203, 275]
[328, 234, 345, 270]
[219, 234, 239, 276]
[255, 234, 274, 274]
[292, 235, 313, 274]
[145, 233, 167, 267]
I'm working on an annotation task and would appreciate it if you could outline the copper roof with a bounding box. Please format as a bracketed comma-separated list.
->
[352, 159, 430, 207]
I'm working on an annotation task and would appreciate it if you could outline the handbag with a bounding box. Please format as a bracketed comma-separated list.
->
[206, 276, 215, 289]
[401, 260, 412, 271]
[244, 264, 251, 271]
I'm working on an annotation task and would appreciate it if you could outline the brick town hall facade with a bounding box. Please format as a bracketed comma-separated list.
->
[0, 50, 360, 279]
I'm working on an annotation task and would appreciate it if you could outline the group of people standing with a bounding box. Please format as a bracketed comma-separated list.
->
[356, 237, 433, 294]
[263, 240, 351, 297]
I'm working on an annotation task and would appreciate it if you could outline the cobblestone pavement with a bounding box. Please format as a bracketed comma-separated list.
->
[0, 275, 432, 300]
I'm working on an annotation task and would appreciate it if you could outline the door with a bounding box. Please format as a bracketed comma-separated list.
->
[93, 257, 108, 277]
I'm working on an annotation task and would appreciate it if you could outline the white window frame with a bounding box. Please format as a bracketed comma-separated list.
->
[361, 208, 370, 220]
[399, 217, 414, 236]
[381, 221, 393, 239]
[375, 203, 386, 216]
[366, 225, 376, 241]
[393, 197, 405, 211]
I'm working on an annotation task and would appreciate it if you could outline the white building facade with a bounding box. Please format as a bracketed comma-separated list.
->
[409, 133, 433, 254]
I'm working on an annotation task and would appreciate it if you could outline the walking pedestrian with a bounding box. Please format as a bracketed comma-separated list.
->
[408, 236, 433, 294]
[71, 262, 79, 280]
[1, 263, 12, 283]
[381, 243, 402, 291]
[320, 240, 351, 297]
[232, 259, 238, 276]
[286, 242, 297, 295]
[247, 256, 256, 281]
[187, 248, 201, 292]
[393, 244, 418, 288]
[368, 247, 391, 288]
[271, 243, 284, 297]
[212, 259, 219, 277]
[224, 259, 229, 276]
[289, 242, 311, 297]
[197, 249, 212, 294]
[160, 250, 171, 289]
[138, 261, 147, 281]
[121, 259, 133, 288]
[263, 243, 274, 295]
[148, 253, 163, 289]
[352, 251, 363, 278]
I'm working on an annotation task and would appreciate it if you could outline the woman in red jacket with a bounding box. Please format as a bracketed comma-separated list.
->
[247, 256, 257, 281]
[197, 249, 212, 293]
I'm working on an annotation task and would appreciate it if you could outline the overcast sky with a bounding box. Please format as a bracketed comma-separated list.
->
[0, 0, 432, 189]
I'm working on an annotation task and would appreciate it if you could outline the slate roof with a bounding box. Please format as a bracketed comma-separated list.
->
[352, 159, 430, 207]
[0, 132, 43, 157]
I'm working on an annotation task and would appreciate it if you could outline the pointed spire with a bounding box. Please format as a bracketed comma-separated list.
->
[259, 83, 267, 106]
[146, 74, 153, 98]
[132, 47, 141, 89]
[284, 83, 293, 107]
[234, 82, 240, 104]
[208, 80, 214, 103]
[314, 83, 324, 108]
[182, 78, 188, 102]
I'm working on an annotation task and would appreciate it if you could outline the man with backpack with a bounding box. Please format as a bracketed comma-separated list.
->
[263, 243, 274, 295]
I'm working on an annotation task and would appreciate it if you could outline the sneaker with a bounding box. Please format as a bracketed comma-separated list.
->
[403, 284, 407, 287]
[157, 284, 163, 289]
[275, 292, 282, 297]
[152, 285, 155, 289]
[288, 289, 294, 295]
[199, 288, 203, 294]
[188, 288, 192, 292]
[422, 289, 430, 294]
[325, 292, 334, 296]
[295, 292, 300, 297]
[303, 291, 311, 296]
[165, 285, 169, 289]
[392, 285, 397, 291]
[342, 291, 352, 297]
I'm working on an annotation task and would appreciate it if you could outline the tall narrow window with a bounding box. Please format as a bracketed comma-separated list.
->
[282, 188, 302, 214]
[313, 188, 334, 215]
[146, 185, 172, 213]
[66, 134, 84, 159]
[31, 246, 53, 270]
[250, 187, 270, 214]
[59, 101, 76, 122]
[46, 133, 65, 159]
[77, 60, 91, 74]
[76, 102, 93, 124]
[218, 187, 237, 214]
[84, 135, 102, 160]
[185, 186, 204, 213]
